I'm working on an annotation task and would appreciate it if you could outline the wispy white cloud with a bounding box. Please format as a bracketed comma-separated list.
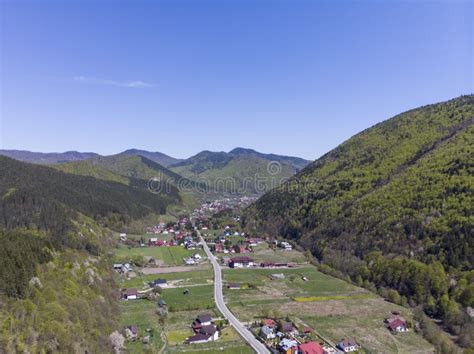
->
[71, 76, 155, 88]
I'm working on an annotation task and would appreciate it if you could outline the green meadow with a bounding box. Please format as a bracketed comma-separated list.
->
[115, 244, 205, 266]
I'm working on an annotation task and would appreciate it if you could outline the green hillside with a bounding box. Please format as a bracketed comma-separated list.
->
[0, 156, 183, 352]
[53, 159, 130, 185]
[0, 156, 180, 235]
[247, 95, 474, 348]
[120, 148, 182, 167]
[54, 154, 201, 208]
[87, 154, 185, 184]
[170, 148, 310, 195]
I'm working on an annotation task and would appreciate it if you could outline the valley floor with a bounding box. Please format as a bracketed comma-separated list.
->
[113, 232, 434, 354]
[114, 239, 254, 353]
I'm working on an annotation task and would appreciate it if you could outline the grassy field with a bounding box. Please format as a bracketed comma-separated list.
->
[222, 252, 433, 353]
[115, 244, 206, 266]
[223, 266, 359, 300]
[122, 267, 214, 289]
[250, 243, 308, 263]
[117, 234, 433, 353]
[120, 300, 165, 354]
[167, 343, 254, 353]
[161, 285, 215, 312]
[123, 233, 175, 242]
[115, 238, 255, 353]
[300, 298, 433, 353]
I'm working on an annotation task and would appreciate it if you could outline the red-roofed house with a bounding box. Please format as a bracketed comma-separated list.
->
[298, 341, 324, 354]
[387, 318, 408, 332]
[229, 256, 254, 268]
[214, 243, 224, 253]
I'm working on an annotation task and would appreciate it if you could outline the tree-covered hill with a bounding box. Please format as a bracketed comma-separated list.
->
[120, 148, 182, 167]
[86, 153, 186, 184]
[53, 154, 202, 206]
[169, 148, 311, 195]
[246, 95, 474, 347]
[0, 155, 181, 239]
[0, 156, 183, 352]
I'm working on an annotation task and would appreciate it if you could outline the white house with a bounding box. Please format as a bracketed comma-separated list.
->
[280, 241, 293, 251]
[121, 263, 132, 273]
[186, 327, 219, 344]
[337, 339, 358, 352]
[185, 258, 196, 265]
[123, 288, 138, 300]
[229, 256, 255, 268]
[260, 325, 275, 340]
[113, 263, 123, 270]
[279, 338, 298, 352]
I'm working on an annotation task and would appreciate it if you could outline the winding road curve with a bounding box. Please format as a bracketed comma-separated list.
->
[199, 232, 270, 354]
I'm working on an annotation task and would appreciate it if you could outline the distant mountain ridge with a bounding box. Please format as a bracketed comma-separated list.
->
[0, 149, 99, 164]
[0, 147, 309, 168]
[169, 148, 311, 195]
[0, 148, 180, 167]
[120, 148, 182, 167]
[2, 147, 310, 196]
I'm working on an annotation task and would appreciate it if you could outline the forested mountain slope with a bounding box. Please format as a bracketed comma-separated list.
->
[86, 154, 185, 184]
[54, 154, 200, 205]
[169, 148, 311, 195]
[0, 156, 180, 236]
[120, 148, 182, 167]
[0, 156, 182, 352]
[246, 95, 474, 347]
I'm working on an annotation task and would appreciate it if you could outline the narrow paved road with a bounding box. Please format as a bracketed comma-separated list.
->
[199, 232, 270, 354]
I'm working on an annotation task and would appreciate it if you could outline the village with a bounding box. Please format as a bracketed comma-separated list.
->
[112, 202, 432, 354]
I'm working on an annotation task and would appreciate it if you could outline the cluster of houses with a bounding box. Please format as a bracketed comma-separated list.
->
[145, 216, 191, 235]
[121, 278, 170, 301]
[254, 319, 361, 353]
[186, 314, 220, 344]
[184, 236, 201, 250]
[184, 253, 203, 265]
[213, 236, 267, 255]
[255, 319, 346, 353]
[145, 222, 167, 234]
[191, 197, 257, 221]
[214, 242, 250, 254]
[148, 238, 175, 247]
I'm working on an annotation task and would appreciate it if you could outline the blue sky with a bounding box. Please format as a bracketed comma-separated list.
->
[1, 0, 472, 160]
